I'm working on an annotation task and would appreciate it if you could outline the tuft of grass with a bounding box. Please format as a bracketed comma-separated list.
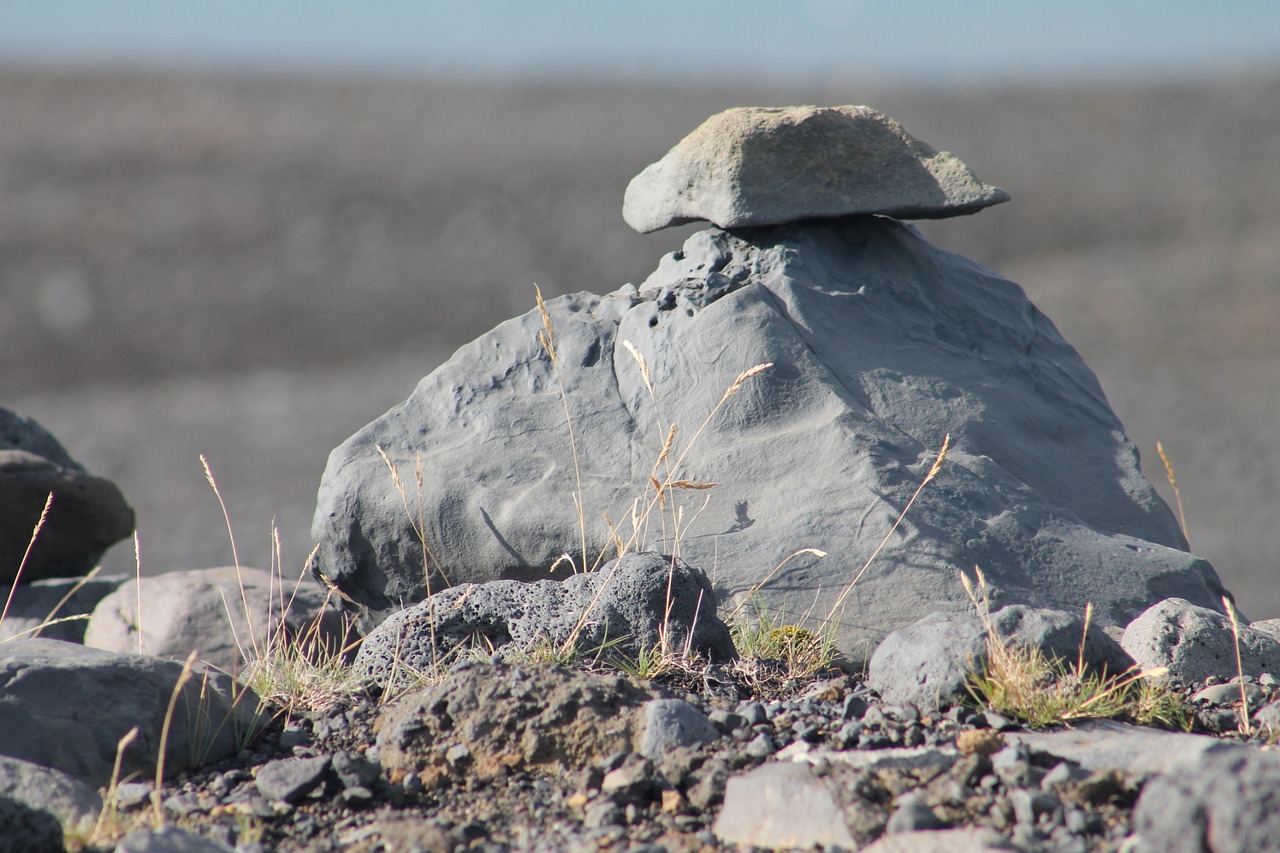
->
[961, 568, 1177, 729]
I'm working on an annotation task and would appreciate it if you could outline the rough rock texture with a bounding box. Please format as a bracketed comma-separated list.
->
[353, 553, 733, 686]
[1121, 597, 1280, 685]
[0, 794, 66, 853]
[713, 761, 856, 849]
[861, 829, 1022, 852]
[0, 574, 127, 643]
[866, 604, 1134, 707]
[0, 408, 134, 584]
[622, 105, 1009, 233]
[1132, 747, 1280, 852]
[83, 566, 346, 671]
[0, 639, 267, 787]
[312, 218, 1228, 655]
[112, 826, 235, 853]
[374, 662, 658, 790]
[0, 755, 102, 838]
[1008, 720, 1232, 780]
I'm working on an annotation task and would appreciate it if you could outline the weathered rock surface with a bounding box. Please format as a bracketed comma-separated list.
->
[0, 793, 66, 853]
[1008, 719, 1231, 780]
[0, 755, 102, 838]
[0, 409, 134, 584]
[83, 566, 346, 671]
[861, 828, 1022, 852]
[375, 662, 664, 789]
[622, 105, 1009, 233]
[1121, 597, 1280, 685]
[312, 217, 1228, 655]
[112, 826, 236, 853]
[353, 553, 732, 686]
[713, 761, 856, 850]
[866, 604, 1134, 707]
[0, 639, 267, 787]
[0, 573, 127, 643]
[1132, 747, 1280, 852]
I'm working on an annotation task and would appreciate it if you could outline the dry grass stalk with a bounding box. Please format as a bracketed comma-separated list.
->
[91, 726, 141, 844]
[536, 284, 590, 574]
[1157, 440, 1190, 547]
[1223, 595, 1252, 735]
[153, 650, 199, 824]
[201, 456, 258, 662]
[826, 434, 950, 621]
[0, 491, 54, 629]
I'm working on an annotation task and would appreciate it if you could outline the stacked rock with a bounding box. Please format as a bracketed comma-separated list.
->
[310, 106, 1229, 657]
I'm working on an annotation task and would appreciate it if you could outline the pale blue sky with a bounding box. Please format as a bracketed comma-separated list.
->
[2, 1, 1279, 85]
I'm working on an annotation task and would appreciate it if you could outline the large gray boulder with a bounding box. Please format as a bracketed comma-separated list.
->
[0, 639, 267, 787]
[353, 553, 734, 687]
[311, 217, 1228, 655]
[622, 105, 1009, 233]
[1121, 597, 1280, 685]
[0, 409, 135, 584]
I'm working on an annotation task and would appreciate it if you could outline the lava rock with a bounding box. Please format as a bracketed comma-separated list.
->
[639, 699, 719, 759]
[1121, 597, 1280, 684]
[622, 105, 1009, 233]
[0, 574, 127, 643]
[354, 553, 733, 687]
[0, 755, 102, 839]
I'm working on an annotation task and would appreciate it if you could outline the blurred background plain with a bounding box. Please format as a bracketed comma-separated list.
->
[3, 2, 1279, 616]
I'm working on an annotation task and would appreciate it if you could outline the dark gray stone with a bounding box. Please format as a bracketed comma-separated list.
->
[0, 755, 101, 839]
[622, 105, 1009, 233]
[254, 755, 331, 804]
[353, 553, 733, 687]
[0, 448, 134, 586]
[311, 218, 1228, 656]
[1133, 747, 1280, 852]
[332, 751, 381, 790]
[0, 639, 268, 787]
[0, 574, 127, 643]
[0, 794, 65, 853]
[639, 699, 718, 759]
[1122, 597, 1280, 685]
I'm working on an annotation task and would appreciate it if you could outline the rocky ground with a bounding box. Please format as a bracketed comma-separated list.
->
[72, 655, 1280, 853]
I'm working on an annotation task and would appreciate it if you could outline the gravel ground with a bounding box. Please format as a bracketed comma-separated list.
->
[2, 67, 1279, 616]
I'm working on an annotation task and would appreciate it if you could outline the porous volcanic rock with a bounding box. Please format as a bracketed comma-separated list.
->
[622, 105, 1009, 233]
[0, 409, 134, 584]
[374, 662, 660, 790]
[353, 553, 734, 687]
[1121, 597, 1280, 684]
[312, 217, 1227, 655]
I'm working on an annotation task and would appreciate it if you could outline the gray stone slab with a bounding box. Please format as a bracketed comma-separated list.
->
[1007, 719, 1230, 779]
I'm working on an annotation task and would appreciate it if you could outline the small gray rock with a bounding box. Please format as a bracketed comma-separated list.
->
[639, 699, 718, 759]
[622, 105, 1009, 233]
[254, 755, 331, 804]
[332, 751, 381, 789]
[1192, 682, 1263, 706]
[885, 793, 947, 834]
[712, 762, 855, 850]
[859, 829, 1023, 852]
[1133, 747, 1280, 852]
[1122, 597, 1280, 685]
